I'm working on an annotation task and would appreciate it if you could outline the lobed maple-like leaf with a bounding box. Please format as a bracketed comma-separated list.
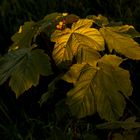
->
[64, 55, 132, 120]
[10, 22, 38, 50]
[100, 26, 140, 60]
[10, 12, 69, 51]
[0, 48, 52, 97]
[51, 19, 104, 64]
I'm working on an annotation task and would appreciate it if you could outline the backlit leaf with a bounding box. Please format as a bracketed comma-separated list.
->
[105, 25, 140, 38]
[51, 19, 104, 64]
[76, 45, 101, 66]
[0, 48, 52, 97]
[100, 26, 140, 60]
[62, 63, 85, 84]
[66, 55, 132, 120]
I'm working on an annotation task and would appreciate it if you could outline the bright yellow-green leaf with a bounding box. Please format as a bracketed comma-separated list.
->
[98, 54, 123, 66]
[0, 48, 52, 97]
[66, 55, 132, 120]
[100, 26, 140, 60]
[106, 25, 140, 38]
[76, 45, 101, 66]
[51, 19, 104, 64]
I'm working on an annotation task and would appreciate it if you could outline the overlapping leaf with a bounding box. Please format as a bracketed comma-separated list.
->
[10, 13, 68, 51]
[100, 26, 140, 60]
[76, 45, 101, 66]
[0, 48, 52, 97]
[87, 14, 109, 27]
[96, 117, 140, 130]
[10, 22, 38, 50]
[51, 19, 104, 64]
[64, 55, 132, 120]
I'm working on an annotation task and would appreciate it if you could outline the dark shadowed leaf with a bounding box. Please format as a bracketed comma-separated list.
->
[10, 22, 38, 50]
[96, 117, 140, 130]
[0, 48, 52, 97]
[87, 14, 109, 27]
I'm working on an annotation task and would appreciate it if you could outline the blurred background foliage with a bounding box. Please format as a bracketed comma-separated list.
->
[1, 0, 140, 54]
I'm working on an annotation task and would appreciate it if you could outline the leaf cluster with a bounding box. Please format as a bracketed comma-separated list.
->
[1, 12, 140, 139]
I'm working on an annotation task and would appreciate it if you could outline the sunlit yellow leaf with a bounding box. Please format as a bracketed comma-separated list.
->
[65, 55, 132, 120]
[100, 26, 140, 60]
[51, 19, 104, 65]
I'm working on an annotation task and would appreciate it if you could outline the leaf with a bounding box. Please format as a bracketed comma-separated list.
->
[98, 54, 123, 66]
[87, 14, 109, 27]
[10, 13, 68, 51]
[51, 19, 104, 64]
[0, 48, 52, 97]
[43, 12, 63, 22]
[64, 14, 79, 24]
[38, 12, 65, 36]
[112, 131, 137, 140]
[62, 64, 85, 84]
[106, 25, 140, 38]
[66, 55, 132, 120]
[76, 45, 101, 66]
[100, 26, 140, 60]
[10, 22, 38, 50]
[96, 117, 140, 130]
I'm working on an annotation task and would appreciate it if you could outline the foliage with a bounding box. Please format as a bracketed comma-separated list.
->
[1, 12, 140, 139]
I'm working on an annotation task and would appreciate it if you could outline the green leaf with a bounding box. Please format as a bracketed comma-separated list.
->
[43, 12, 63, 22]
[87, 14, 109, 27]
[38, 12, 66, 36]
[0, 48, 52, 97]
[62, 64, 85, 84]
[51, 19, 104, 64]
[64, 14, 79, 24]
[66, 55, 132, 120]
[104, 25, 140, 38]
[10, 12, 68, 51]
[98, 54, 123, 66]
[112, 131, 137, 140]
[96, 117, 140, 130]
[76, 45, 101, 66]
[10, 22, 38, 50]
[100, 26, 140, 60]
